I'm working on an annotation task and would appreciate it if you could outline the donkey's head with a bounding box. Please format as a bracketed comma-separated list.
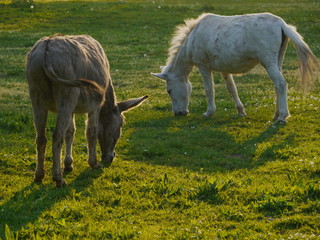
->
[152, 72, 191, 116]
[98, 95, 148, 165]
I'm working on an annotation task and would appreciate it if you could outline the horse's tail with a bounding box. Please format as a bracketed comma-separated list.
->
[281, 23, 319, 92]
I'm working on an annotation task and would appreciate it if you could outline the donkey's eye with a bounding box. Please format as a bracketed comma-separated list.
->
[167, 89, 172, 95]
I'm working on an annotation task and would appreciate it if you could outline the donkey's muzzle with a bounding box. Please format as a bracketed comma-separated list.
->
[102, 152, 116, 166]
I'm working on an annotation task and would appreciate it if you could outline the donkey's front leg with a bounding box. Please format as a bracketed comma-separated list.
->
[64, 115, 75, 173]
[86, 110, 102, 169]
[198, 66, 216, 117]
[221, 73, 246, 116]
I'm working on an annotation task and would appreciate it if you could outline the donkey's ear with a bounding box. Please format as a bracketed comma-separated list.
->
[151, 73, 169, 81]
[118, 95, 148, 113]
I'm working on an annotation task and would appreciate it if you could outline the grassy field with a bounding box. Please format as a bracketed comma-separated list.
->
[0, 0, 320, 239]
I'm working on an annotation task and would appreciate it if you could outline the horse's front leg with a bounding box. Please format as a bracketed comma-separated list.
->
[220, 73, 246, 117]
[86, 110, 102, 169]
[198, 66, 216, 117]
[265, 64, 290, 122]
[64, 114, 75, 173]
[274, 91, 280, 120]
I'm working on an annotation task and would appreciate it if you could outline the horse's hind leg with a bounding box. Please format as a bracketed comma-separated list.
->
[64, 114, 75, 173]
[265, 64, 290, 122]
[198, 66, 216, 117]
[221, 73, 246, 116]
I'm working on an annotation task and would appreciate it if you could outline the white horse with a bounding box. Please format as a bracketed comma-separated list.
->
[152, 13, 318, 122]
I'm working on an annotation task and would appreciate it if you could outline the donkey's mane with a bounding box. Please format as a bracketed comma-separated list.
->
[166, 13, 208, 68]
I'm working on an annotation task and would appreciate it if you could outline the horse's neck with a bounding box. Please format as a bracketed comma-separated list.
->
[166, 46, 193, 81]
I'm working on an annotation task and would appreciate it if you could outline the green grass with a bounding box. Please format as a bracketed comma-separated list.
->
[0, 0, 320, 239]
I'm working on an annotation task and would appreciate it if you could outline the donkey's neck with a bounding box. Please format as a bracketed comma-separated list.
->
[165, 45, 193, 82]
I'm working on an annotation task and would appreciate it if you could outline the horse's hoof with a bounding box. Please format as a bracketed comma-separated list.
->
[276, 119, 286, 124]
[238, 112, 247, 117]
[203, 112, 213, 117]
[174, 111, 189, 116]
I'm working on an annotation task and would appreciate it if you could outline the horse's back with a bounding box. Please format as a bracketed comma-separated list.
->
[188, 13, 285, 72]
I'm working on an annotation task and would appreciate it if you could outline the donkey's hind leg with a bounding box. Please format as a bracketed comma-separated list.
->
[52, 104, 75, 187]
[32, 105, 48, 183]
[198, 66, 216, 117]
[64, 114, 75, 173]
[221, 73, 246, 116]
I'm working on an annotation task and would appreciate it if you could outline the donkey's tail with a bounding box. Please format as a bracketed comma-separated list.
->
[43, 38, 105, 95]
[281, 23, 319, 92]
[43, 65, 105, 95]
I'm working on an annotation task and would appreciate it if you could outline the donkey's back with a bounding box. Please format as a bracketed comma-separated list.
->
[27, 34, 107, 113]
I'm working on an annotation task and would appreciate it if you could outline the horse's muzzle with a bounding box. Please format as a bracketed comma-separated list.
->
[174, 110, 189, 116]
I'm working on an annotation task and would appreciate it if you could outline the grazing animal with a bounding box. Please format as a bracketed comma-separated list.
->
[26, 34, 148, 187]
[152, 13, 318, 122]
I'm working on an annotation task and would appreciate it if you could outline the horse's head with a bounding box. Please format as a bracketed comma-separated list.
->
[152, 72, 191, 116]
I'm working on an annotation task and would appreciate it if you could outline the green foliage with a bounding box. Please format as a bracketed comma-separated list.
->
[256, 196, 294, 216]
[0, 0, 320, 239]
[193, 180, 223, 204]
[10, 0, 34, 8]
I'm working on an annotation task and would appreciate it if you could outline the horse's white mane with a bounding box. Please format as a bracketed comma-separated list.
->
[166, 13, 209, 68]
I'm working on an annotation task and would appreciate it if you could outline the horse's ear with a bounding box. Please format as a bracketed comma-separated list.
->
[151, 73, 169, 81]
[118, 95, 148, 113]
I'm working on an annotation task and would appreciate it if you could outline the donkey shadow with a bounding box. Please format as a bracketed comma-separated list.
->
[0, 167, 103, 238]
[125, 114, 291, 173]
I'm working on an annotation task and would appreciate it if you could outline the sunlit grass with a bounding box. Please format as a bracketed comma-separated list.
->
[1, 0, 320, 239]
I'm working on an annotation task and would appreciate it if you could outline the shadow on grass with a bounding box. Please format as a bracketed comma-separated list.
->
[0, 167, 103, 238]
[124, 114, 289, 173]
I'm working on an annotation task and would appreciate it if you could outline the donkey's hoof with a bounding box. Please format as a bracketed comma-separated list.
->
[90, 162, 103, 169]
[102, 160, 113, 168]
[34, 170, 45, 183]
[55, 179, 67, 188]
[64, 165, 74, 173]
[34, 178, 43, 184]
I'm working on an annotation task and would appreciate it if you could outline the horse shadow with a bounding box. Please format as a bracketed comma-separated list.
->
[0, 167, 103, 238]
[124, 114, 292, 173]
